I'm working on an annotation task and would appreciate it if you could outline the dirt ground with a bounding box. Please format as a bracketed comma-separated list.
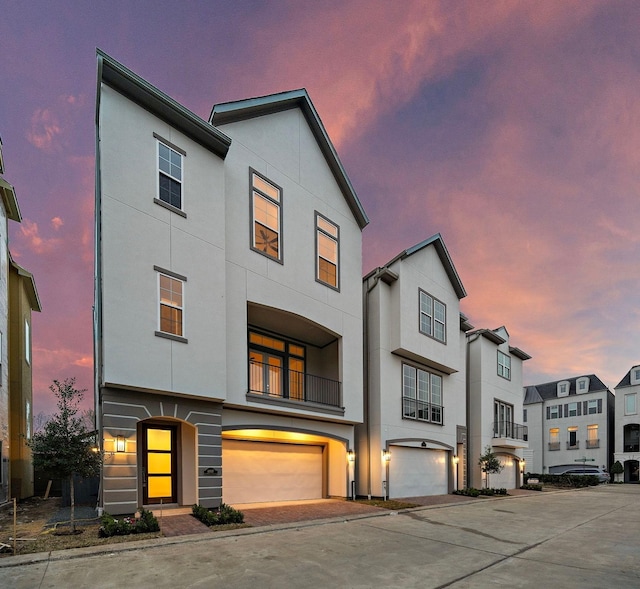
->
[0, 497, 161, 557]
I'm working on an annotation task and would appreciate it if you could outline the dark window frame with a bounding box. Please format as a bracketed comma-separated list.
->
[315, 211, 340, 291]
[249, 168, 283, 264]
[418, 289, 447, 344]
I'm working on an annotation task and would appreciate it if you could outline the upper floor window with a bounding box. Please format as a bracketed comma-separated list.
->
[523, 408, 527, 423]
[547, 404, 559, 419]
[567, 402, 578, 417]
[549, 427, 560, 450]
[156, 136, 184, 212]
[402, 364, 443, 424]
[251, 170, 282, 262]
[419, 290, 446, 343]
[587, 399, 599, 415]
[315, 213, 339, 289]
[497, 351, 511, 380]
[625, 393, 637, 415]
[155, 267, 187, 342]
[632, 367, 640, 385]
[576, 377, 589, 393]
[567, 426, 579, 449]
[494, 400, 514, 438]
[557, 381, 569, 397]
[25, 321, 30, 365]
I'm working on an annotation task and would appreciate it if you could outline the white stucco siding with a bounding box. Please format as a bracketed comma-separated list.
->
[389, 447, 448, 497]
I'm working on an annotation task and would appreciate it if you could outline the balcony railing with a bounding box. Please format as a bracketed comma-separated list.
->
[586, 439, 600, 449]
[492, 421, 528, 441]
[567, 441, 580, 450]
[249, 360, 342, 408]
[548, 441, 560, 451]
[402, 397, 444, 425]
[624, 444, 639, 452]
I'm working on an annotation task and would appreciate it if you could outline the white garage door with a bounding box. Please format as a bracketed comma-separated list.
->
[490, 457, 517, 489]
[222, 440, 323, 504]
[389, 447, 448, 498]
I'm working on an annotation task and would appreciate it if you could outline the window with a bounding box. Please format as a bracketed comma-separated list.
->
[494, 400, 514, 438]
[632, 367, 640, 385]
[624, 424, 640, 452]
[25, 320, 30, 365]
[497, 351, 511, 380]
[568, 402, 578, 417]
[402, 364, 443, 424]
[588, 399, 599, 415]
[567, 426, 578, 449]
[155, 269, 186, 340]
[549, 405, 559, 419]
[576, 377, 589, 393]
[549, 428, 560, 450]
[316, 213, 339, 289]
[587, 424, 598, 449]
[156, 137, 184, 211]
[523, 408, 527, 423]
[419, 290, 446, 343]
[625, 393, 637, 415]
[26, 400, 31, 441]
[557, 381, 569, 397]
[251, 171, 282, 261]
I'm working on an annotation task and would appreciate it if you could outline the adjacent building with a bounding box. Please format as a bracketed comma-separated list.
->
[357, 235, 469, 499]
[613, 366, 640, 482]
[95, 51, 368, 513]
[467, 327, 530, 489]
[523, 375, 614, 475]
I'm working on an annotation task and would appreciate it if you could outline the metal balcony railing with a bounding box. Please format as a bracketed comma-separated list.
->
[249, 360, 342, 408]
[624, 444, 639, 452]
[566, 440, 580, 450]
[492, 421, 528, 441]
[402, 397, 444, 424]
[586, 439, 600, 449]
[548, 441, 560, 451]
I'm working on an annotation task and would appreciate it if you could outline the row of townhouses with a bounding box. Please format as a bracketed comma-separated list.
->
[93, 51, 637, 515]
[0, 137, 42, 506]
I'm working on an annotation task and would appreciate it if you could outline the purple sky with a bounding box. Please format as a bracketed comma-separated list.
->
[2, 1, 639, 415]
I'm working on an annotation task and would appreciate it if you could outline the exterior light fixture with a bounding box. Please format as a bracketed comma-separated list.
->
[115, 436, 126, 453]
[453, 455, 459, 465]
[520, 459, 526, 473]
[91, 446, 100, 453]
[382, 450, 391, 462]
[421, 441, 427, 448]
[347, 450, 355, 463]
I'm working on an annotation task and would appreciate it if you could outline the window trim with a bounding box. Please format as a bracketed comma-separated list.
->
[625, 393, 637, 416]
[154, 133, 185, 214]
[250, 168, 283, 263]
[315, 212, 340, 291]
[418, 289, 446, 344]
[154, 266, 188, 344]
[497, 350, 511, 380]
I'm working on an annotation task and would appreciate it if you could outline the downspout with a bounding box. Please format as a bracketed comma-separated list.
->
[465, 331, 481, 489]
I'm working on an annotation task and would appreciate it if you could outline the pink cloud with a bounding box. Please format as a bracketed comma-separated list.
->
[51, 217, 64, 230]
[26, 108, 62, 151]
[18, 219, 62, 255]
[25, 94, 86, 152]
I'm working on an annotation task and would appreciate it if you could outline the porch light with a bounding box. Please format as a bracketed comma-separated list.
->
[347, 450, 355, 463]
[453, 455, 459, 465]
[115, 436, 126, 453]
[520, 459, 526, 473]
[382, 450, 391, 462]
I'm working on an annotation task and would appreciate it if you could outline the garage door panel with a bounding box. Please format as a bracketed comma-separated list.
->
[389, 447, 448, 498]
[491, 458, 517, 489]
[223, 440, 323, 504]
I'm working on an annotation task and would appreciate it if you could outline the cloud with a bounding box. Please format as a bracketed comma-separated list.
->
[26, 108, 62, 151]
[51, 217, 64, 230]
[17, 219, 62, 255]
[25, 94, 86, 152]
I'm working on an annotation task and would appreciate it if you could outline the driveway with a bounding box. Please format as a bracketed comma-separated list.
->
[2, 485, 638, 588]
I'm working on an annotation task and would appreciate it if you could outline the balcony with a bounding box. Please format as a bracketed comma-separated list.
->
[248, 360, 342, 409]
[492, 421, 528, 449]
[548, 442, 560, 451]
[403, 397, 444, 425]
[586, 439, 600, 449]
[567, 441, 580, 450]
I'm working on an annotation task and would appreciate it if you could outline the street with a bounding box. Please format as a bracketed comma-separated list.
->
[2, 485, 639, 588]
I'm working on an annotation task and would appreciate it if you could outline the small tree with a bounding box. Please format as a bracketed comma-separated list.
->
[29, 378, 102, 533]
[478, 445, 503, 488]
[610, 460, 624, 483]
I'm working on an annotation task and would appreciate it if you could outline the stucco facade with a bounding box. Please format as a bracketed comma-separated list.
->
[613, 366, 640, 482]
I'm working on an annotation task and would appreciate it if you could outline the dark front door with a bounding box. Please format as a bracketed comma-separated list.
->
[142, 424, 177, 504]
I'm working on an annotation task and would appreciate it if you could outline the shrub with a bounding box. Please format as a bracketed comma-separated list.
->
[523, 473, 600, 488]
[192, 503, 244, 526]
[99, 507, 160, 537]
[520, 483, 543, 491]
[452, 488, 480, 497]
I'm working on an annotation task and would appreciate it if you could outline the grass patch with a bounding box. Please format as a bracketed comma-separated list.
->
[356, 499, 419, 510]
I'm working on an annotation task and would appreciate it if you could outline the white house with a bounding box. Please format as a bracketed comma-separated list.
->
[95, 51, 368, 514]
[523, 375, 613, 475]
[357, 234, 469, 498]
[467, 327, 530, 489]
[613, 366, 640, 482]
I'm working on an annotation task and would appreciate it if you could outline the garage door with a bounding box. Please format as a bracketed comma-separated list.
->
[389, 447, 448, 498]
[491, 457, 517, 489]
[222, 440, 323, 504]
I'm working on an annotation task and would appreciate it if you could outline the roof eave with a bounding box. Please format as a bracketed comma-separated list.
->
[0, 178, 21, 222]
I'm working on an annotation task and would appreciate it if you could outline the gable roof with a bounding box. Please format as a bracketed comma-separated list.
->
[365, 233, 466, 299]
[209, 89, 369, 230]
[524, 374, 609, 403]
[467, 327, 531, 360]
[10, 256, 42, 312]
[0, 177, 21, 222]
[616, 366, 640, 388]
[97, 49, 231, 158]
[523, 385, 544, 405]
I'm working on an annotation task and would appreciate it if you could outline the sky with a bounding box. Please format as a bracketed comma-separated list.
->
[1, 0, 639, 415]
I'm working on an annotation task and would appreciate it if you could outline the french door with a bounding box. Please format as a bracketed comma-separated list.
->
[142, 424, 177, 505]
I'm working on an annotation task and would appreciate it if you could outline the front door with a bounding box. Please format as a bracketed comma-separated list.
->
[142, 424, 177, 504]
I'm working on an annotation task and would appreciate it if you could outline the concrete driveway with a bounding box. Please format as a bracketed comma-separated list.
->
[2, 485, 639, 588]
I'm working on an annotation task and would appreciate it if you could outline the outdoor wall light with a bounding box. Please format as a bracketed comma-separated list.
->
[453, 455, 459, 465]
[421, 441, 427, 448]
[115, 435, 126, 453]
[382, 450, 391, 462]
[520, 460, 526, 473]
[347, 450, 355, 463]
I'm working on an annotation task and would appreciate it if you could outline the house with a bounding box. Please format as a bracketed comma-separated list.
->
[357, 234, 470, 498]
[95, 51, 368, 514]
[467, 327, 530, 489]
[0, 136, 36, 504]
[613, 366, 640, 482]
[9, 257, 41, 499]
[523, 375, 614, 475]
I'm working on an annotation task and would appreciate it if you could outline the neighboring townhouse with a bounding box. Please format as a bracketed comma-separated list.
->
[0, 136, 30, 504]
[95, 51, 368, 514]
[9, 257, 41, 499]
[523, 375, 614, 475]
[467, 327, 530, 489]
[613, 365, 640, 482]
[357, 234, 470, 498]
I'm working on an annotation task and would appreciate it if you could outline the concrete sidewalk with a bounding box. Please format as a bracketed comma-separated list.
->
[3, 486, 633, 588]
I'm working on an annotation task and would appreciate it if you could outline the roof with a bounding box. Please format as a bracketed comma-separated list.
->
[523, 374, 609, 404]
[10, 256, 42, 312]
[364, 233, 466, 299]
[0, 177, 22, 222]
[97, 49, 231, 158]
[615, 366, 640, 388]
[467, 326, 531, 360]
[209, 89, 369, 230]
